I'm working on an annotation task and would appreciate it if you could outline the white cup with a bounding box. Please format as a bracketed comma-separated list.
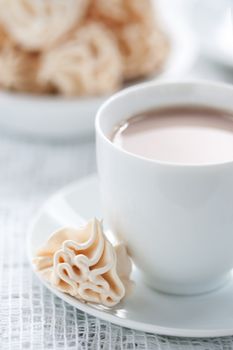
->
[96, 81, 233, 295]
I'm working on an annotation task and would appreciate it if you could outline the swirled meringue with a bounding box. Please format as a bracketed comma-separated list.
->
[33, 218, 132, 307]
[89, 0, 153, 25]
[38, 22, 123, 96]
[88, 0, 169, 81]
[0, 25, 8, 48]
[116, 22, 169, 80]
[0, 41, 46, 93]
[0, 0, 89, 51]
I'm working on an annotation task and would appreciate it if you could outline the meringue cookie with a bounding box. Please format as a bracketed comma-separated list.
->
[116, 22, 169, 80]
[89, 0, 153, 25]
[34, 218, 132, 307]
[38, 22, 123, 96]
[88, 0, 169, 81]
[0, 42, 47, 93]
[0, 25, 8, 48]
[0, 0, 89, 51]
[0, 25, 48, 93]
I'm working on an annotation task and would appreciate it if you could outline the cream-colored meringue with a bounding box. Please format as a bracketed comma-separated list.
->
[0, 42, 46, 93]
[88, 0, 169, 81]
[0, 0, 89, 51]
[38, 22, 123, 96]
[116, 22, 169, 80]
[0, 25, 8, 48]
[89, 0, 153, 25]
[34, 218, 132, 307]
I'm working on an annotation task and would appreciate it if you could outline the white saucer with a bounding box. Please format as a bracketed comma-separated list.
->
[27, 175, 233, 337]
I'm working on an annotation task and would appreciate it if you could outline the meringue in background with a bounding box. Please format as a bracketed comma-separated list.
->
[0, 0, 169, 96]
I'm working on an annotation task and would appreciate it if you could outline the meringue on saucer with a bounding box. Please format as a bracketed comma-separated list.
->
[33, 218, 132, 307]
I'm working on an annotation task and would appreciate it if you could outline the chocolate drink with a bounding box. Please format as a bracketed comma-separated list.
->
[111, 106, 233, 164]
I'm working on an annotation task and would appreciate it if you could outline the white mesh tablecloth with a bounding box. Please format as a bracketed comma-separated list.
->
[0, 133, 233, 350]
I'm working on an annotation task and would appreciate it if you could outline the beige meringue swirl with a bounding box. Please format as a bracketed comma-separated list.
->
[33, 218, 132, 307]
[38, 22, 122, 96]
[0, 41, 46, 93]
[89, 0, 153, 25]
[0, 0, 89, 51]
[88, 0, 169, 81]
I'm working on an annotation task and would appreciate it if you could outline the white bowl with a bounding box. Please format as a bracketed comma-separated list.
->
[0, 92, 106, 140]
[0, 0, 198, 140]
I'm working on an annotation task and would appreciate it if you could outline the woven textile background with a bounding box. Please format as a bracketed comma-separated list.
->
[0, 133, 233, 350]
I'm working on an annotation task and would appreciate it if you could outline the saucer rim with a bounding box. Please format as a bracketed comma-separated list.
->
[27, 174, 233, 338]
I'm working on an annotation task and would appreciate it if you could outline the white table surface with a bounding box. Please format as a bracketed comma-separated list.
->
[0, 56, 233, 349]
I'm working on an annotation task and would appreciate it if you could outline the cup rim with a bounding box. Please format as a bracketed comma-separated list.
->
[95, 80, 233, 168]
